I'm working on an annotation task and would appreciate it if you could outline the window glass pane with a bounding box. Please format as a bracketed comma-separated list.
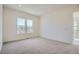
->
[17, 17, 25, 34]
[27, 19, 32, 33]
[74, 26, 77, 30]
[17, 18, 25, 25]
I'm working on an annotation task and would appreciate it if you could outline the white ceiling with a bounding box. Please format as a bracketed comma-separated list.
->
[4, 4, 77, 16]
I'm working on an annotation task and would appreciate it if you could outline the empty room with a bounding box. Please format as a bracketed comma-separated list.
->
[1, 4, 79, 54]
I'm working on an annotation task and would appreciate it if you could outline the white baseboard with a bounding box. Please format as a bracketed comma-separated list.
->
[40, 36, 71, 44]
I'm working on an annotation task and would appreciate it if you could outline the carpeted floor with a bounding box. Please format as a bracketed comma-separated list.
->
[1, 37, 79, 54]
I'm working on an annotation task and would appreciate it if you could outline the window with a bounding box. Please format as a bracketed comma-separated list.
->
[73, 16, 79, 39]
[27, 19, 33, 33]
[17, 16, 33, 34]
[74, 19, 79, 31]
[17, 16, 26, 34]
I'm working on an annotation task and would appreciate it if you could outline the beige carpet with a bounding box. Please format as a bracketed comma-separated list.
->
[1, 37, 79, 54]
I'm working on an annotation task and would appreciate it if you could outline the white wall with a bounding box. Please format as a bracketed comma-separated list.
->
[40, 6, 79, 44]
[3, 7, 40, 42]
[0, 5, 3, 51]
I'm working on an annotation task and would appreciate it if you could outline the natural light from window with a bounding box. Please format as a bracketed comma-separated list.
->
[17, 16, 33, 34]
[17, 16, 25, 34]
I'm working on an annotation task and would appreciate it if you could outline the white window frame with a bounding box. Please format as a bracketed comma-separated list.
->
[17, 16, 33, 34]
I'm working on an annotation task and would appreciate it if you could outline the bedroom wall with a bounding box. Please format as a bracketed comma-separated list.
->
[40, 6, 79, 44]
[3, 7, 40, 42]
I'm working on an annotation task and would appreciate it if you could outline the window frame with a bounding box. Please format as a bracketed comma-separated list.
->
[16, 16, 33, 35]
